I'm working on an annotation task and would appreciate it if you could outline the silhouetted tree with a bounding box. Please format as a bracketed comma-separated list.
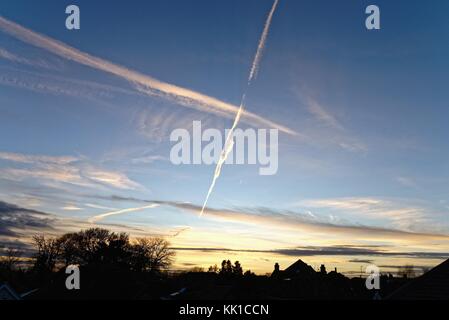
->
[0, 248, 23, 271]
[100, 232, 130, 266]
[244, 270, 256, 277]
[219, 260, 245, 277]
[31, 228, 175, 276]
[233, 261, 243, 276]
[57, 228, 131, 267]
[220, 260, 226, 273]
[208, 264, 219, 273]
[421, 267, 431, 275]
[57, 232, 79, 266]
[129, 237, 175, 273]
[398, 265, 416, 279]
[32, 235, 61, 274]
[189, 267, 205, 273]
[220, 260, 233, 276]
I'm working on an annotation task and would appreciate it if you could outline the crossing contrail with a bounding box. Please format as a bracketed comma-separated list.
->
[88, 204, 160, 224]
[248, 0, 279, 84]
[200, 0, 280, 216]
[0, 15, 296, 135]
[200, 94, 246, 216]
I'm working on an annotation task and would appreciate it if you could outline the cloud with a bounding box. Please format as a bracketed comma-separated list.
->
[0, 47, 56, 69]
[0, 201, 55, 238]
[0, 67, 144, 107]
[303, 197, 383, 210]
[133, 107, 222, 143]
[175, 203, 449, 242]
[377, 265, 431, 273]
[348, 259, 374, 264]
[396, 176, 418, 188]
[0, 201, 167, 254]
[0, 15, 296, 136]
[87, 195, 449, 243]
[338, 141, 367, 153]
[84, 203, 117, 211]
[169, 227, 192, 238]
[82, 167, 141, 190]
[3, 199, 448, 266]
[0, 47, 26, 62]
[306, 97, 344, 131]
[62, 205, 82, 211]
[171, 245, 449, 260]
[0, 151, 141, 191]
[131, 155, 167, 165]
[300, 197, 435, 232]
[293, 88, 367, 153]
[0, 152, 77, 165]
[1, 167, 88, 187]
[294, 88, 344, 131]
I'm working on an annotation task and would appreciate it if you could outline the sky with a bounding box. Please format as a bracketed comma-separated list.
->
[1, 0, 449, 276]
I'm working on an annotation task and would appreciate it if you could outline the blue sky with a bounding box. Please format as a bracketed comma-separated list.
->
[1, 0, 449, 274]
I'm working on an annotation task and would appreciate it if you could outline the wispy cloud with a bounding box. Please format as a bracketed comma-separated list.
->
[0, 201, 55, 238]
[306, 96, 344, 131]
[0, 151, 141, 191]
[0, 67, 143, 107]
[169, 227, 191, 238]
[348, 258, 374, 264]
[62, 205, 82, 211]
[0, 15, 296, 135]
[0, 47, 57, 69]
[0, 152, 77, 165]
[131, 155, 167, 165]
[176, 203, 449, 242]
[90, 195, 449, 243]
[133, 107, 223, 143]
[293, 88, 367, 153]
[300, 197, 441, 233]
[0, 201, 166, 254]
[396, 176, 418, 188]
[83, 167, 141, 190]
[3, 199, 448, 272]
[85, 203, 117, 211]
[172, 245, 449, 260]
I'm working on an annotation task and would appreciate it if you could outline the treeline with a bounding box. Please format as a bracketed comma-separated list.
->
[31, 228, 175, 274]
[204, 260, 256, 278]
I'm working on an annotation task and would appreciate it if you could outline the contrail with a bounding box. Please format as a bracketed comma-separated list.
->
[0, 15, 296, 136]
[200, 95, 246, 216]
[88, 204, 160, 224]
[200, 0, 280, 216]
[248, 0, 279, 84]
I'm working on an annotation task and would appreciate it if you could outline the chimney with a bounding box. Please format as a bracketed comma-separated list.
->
[320, 264, 327, 274]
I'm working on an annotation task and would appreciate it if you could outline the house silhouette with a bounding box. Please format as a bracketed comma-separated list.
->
[388, 258, 449, 300]
[0, 283, 21, 300]
[271, 259, 319, 279]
